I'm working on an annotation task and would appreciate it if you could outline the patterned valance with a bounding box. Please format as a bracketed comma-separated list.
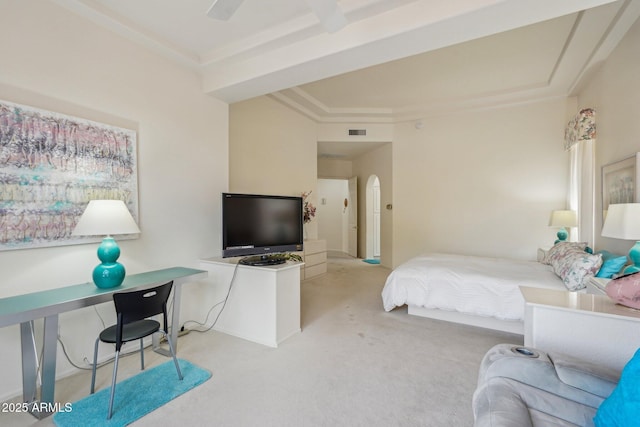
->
[564, 108, 596, 150]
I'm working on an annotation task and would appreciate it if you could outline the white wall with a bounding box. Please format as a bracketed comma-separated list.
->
[229, 96, 319, 239]
[578, 16, 640, 254]
[392, 99, 571, 266]
[318, 157, 353, 178]
[0, 2, 228, 401]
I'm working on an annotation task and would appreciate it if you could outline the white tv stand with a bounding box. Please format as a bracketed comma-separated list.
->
[199, 257, 303, 348]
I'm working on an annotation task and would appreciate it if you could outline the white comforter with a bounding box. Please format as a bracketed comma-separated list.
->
[381, 253, 565, 321]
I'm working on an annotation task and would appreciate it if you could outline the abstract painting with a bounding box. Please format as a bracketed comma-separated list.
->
[0, 100, 138, 250]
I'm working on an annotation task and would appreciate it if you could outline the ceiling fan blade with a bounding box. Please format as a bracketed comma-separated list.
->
[206, 0, 245, 21]
[304, 0, 348, 33]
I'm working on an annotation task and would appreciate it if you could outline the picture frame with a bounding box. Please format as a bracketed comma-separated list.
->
[0, 99, 138, 251]
[602, 153, 640, 222]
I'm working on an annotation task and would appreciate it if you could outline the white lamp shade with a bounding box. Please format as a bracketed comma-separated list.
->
[602, 203, 640, 240]
[73, 200, 140, 236]
[549, 210, 577, 227]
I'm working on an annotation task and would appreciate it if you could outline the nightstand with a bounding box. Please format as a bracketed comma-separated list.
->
[520, 285, 640, 371]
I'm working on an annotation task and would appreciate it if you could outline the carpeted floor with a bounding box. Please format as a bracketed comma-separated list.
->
[5, 255, 522, 427]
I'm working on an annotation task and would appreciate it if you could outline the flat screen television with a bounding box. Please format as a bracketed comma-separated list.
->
[222, 193, 303, 265]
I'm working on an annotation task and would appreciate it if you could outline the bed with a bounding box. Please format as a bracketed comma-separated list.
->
[381, 247, 606, 334]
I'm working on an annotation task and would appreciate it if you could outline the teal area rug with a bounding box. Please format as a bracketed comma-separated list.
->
[363, 259, 380, 264]
[53, 359, 211, 427]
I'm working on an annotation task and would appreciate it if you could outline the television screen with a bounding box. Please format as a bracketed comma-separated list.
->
[222, 193, 303, 263]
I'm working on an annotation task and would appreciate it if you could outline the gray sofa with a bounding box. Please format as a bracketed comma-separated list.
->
[472, 344, 620, 427]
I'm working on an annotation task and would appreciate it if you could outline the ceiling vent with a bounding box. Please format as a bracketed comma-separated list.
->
[349, 129, 366, 136]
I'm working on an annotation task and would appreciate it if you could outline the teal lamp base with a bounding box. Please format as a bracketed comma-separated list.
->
[622, 241, 640, 275]
[92, 236, 126, 288]
[554, 227, 569, 245]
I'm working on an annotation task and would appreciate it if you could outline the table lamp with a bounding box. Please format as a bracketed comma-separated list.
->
[601, 203, 640, 274]
[549, 210, 577, 244]
[72, 200, 141, 288]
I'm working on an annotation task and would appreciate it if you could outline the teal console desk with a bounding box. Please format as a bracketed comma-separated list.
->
[0, 266, 207, 418]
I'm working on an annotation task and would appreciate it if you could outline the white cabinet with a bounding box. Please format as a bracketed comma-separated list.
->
[521, 286, 640, 371]
[302, 239, 327, 280]
[199, 258, 302, 348]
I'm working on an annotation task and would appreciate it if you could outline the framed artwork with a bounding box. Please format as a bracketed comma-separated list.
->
[0, 99, 138, 251]
[602, 153, 640, 222]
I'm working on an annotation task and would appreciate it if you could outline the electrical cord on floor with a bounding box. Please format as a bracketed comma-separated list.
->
[57, 333, 168, 371]
[93, 304, 107, 329]
[182, 260, 240, 333]
[56, 265, 236, 371]
[57, 304, 172, 371]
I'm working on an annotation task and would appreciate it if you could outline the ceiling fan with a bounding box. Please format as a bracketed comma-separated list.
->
[206, 0, 348, 33]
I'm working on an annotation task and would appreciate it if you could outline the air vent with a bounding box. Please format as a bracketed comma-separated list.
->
[348, 129, 366, 136]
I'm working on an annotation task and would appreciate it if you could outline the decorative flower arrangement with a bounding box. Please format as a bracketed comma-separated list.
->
[302, 191, 316, 224]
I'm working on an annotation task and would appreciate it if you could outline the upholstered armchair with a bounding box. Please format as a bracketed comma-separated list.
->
[473, 344, 621, 427]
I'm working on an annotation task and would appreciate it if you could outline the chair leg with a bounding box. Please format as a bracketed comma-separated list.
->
[139, 338, 145, 370]
[90, 338, 100, 394]
[164, 331, 183, 380]
[107, 350, 120, 420]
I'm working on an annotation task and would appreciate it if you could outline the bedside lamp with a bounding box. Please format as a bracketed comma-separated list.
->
[549, 210, 577, 244]
[72, 200, 141, 288]
[602, 203, 640, 274]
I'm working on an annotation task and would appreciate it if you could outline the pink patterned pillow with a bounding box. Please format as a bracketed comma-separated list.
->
[606, 273, 640, 309]
[547, 243, 602, 291]
[544, 242, 588, 265]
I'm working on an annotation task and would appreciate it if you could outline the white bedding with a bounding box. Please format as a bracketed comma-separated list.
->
[381, 253, 565, 322]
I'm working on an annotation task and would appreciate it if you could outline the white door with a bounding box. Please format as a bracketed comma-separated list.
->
[373, 179, 381, 257]
[348, 176, 358, 258]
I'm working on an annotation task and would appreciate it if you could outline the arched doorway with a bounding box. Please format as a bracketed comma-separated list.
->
[365, 175, 380, 260]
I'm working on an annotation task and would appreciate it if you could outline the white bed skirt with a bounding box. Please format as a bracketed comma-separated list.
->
[407, 305, 524, 334]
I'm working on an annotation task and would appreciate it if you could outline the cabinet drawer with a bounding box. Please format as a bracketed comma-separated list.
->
[305, 263, 327, 279]
[304, 239, 326, 255]
[305, 252, 327, 267]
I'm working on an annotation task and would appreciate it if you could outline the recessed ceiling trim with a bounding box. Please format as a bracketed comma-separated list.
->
[289, 87, 393, 115]
[54, 0, 624, 107]
[569, 0, 640, 94]
[201, 0, 421, 66]
[268, 92, 322, 122]
[204, 0, 619, 103]
[200, 14, 322, 65]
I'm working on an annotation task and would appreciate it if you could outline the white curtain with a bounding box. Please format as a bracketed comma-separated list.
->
[568, 140, 595, 243]
[565, 108, 596, 245]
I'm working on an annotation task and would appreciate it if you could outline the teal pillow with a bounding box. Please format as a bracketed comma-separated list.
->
[596, 251, 627, 278]
[594, 348, 640, 426]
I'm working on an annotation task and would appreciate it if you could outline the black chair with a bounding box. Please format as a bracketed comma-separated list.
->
[90, 281, 183, 419]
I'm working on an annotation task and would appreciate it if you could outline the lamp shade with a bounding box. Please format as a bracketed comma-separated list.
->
[602, 203, 640, 240]
[73, 200, 140, 236]
[549, 210, 577, 228]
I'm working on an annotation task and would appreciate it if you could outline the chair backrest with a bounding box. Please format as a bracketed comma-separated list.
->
[112, 281, 173, 331]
